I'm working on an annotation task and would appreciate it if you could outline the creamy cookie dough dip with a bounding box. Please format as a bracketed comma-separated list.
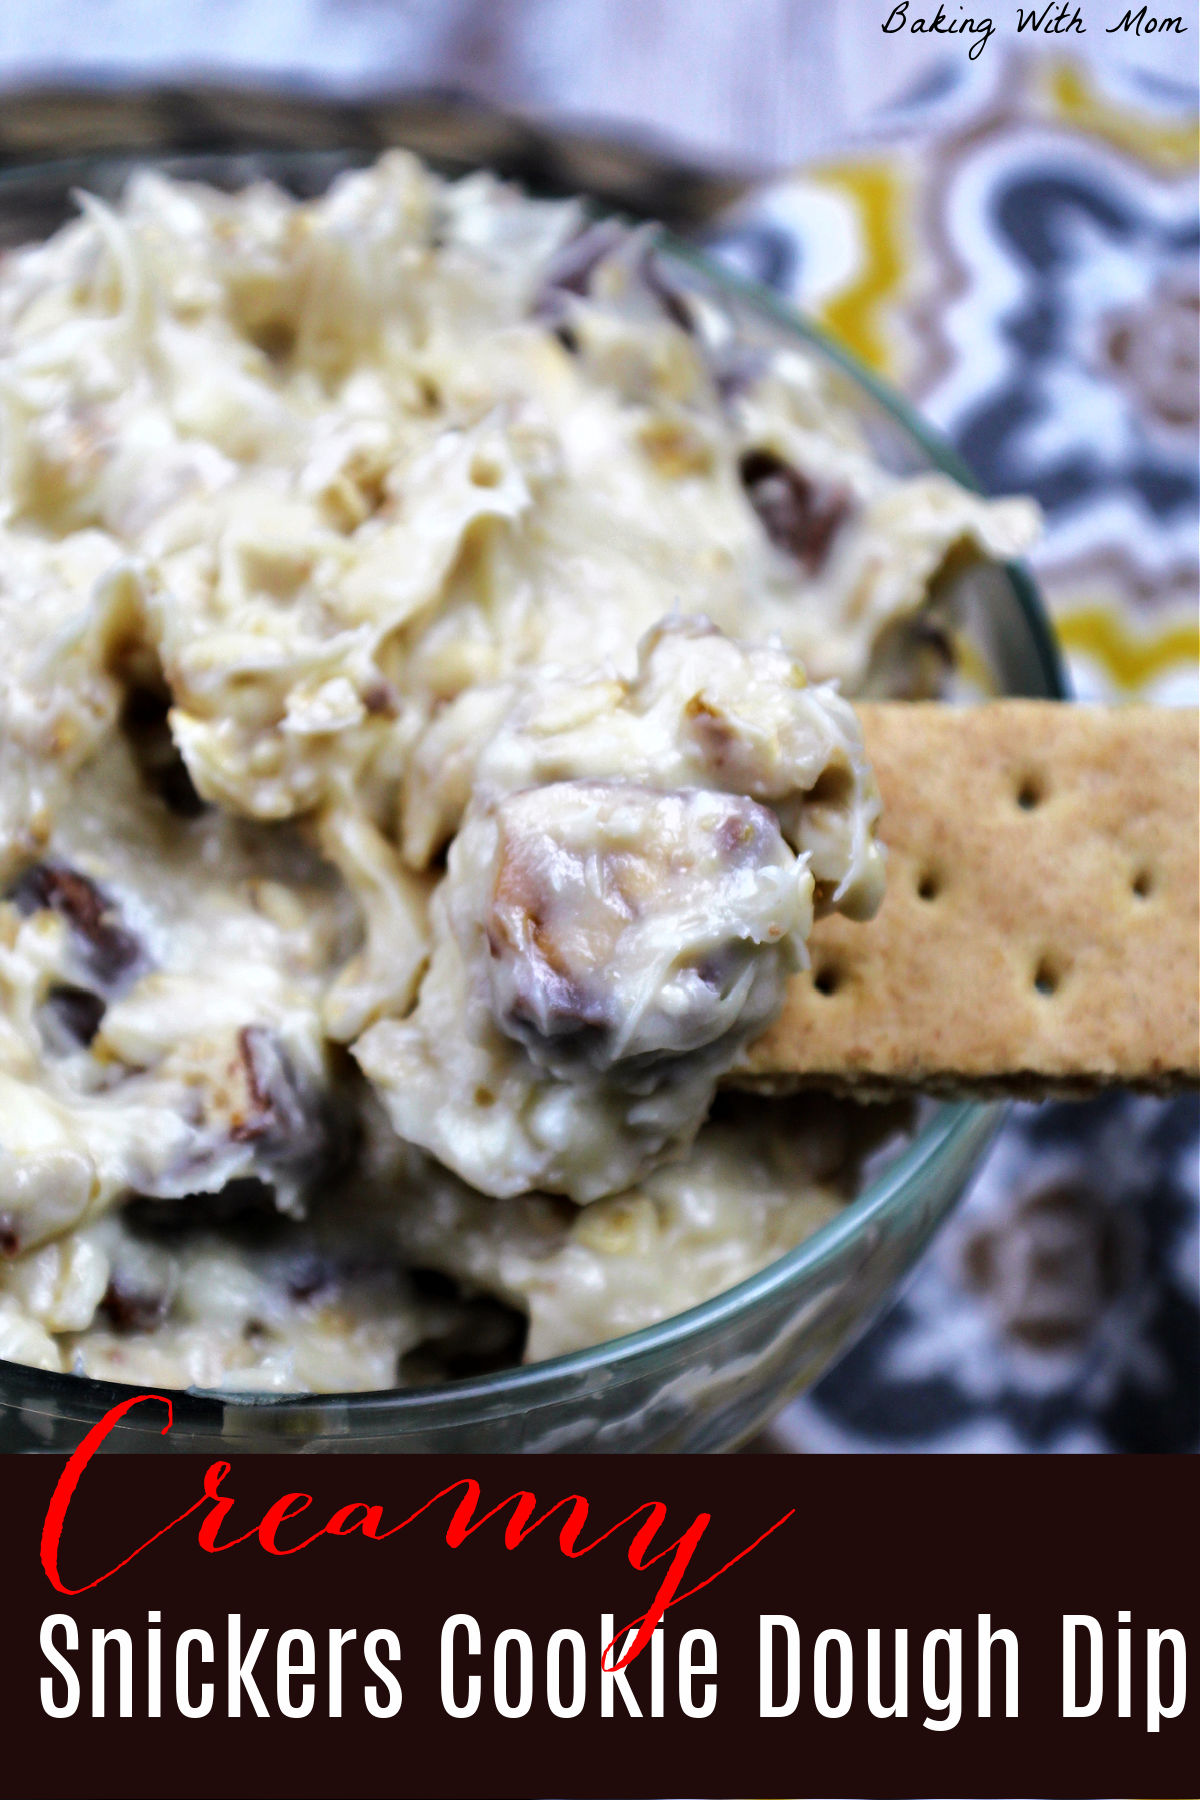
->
[0, 153, 1036, 1390]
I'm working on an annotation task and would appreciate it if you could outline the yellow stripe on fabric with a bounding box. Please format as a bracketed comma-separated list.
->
[806, 161, 909, 379]
[1043, 60, 1199, 173]
[1056, 607, 1200, 691]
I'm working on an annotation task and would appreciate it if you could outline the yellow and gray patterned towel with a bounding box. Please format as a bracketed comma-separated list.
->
[709, 51, 1198, 706]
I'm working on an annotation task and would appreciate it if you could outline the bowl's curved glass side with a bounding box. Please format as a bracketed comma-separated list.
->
[0, 1106, 1000, 1453]
[0, 152, 1066, 1453]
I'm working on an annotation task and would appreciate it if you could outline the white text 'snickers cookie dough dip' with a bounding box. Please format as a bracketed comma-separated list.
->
[0, 154, 1037, 1390]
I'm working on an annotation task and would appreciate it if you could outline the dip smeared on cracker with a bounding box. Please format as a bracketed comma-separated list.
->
[0, 154, 1035, 1387]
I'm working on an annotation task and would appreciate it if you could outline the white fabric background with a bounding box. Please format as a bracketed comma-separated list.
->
[0, 0, 1191, 171]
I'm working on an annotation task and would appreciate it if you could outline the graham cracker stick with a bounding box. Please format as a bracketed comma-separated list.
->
[742, 702, 1199, 1096]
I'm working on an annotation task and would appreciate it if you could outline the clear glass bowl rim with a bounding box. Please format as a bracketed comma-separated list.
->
[0, 148, 1067, 1427]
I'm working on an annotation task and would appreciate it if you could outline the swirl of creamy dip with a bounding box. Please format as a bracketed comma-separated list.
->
[355, 617, 884, 1200]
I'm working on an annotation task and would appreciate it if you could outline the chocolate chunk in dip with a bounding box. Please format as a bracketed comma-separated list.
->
[39, 983, 107, 1050]
[739, 448, 852, 573]
[7, 862, 142, 988]
[485, 781, 806, 1079]
[233, 1026, 352, 1183]
[99, 1276, 169, 1334]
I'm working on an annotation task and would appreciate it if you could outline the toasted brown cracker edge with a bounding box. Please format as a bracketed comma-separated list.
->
[741, 701, 1200, 1095]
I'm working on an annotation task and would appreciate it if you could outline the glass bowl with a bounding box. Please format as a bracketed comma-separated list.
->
[0, 150, 1066, 1454]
